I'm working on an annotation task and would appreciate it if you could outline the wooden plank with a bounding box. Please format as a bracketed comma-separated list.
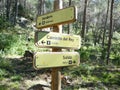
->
[36, 6, 77, 29]
[33, 52, 80, 69]
[34, 31, 81, 49]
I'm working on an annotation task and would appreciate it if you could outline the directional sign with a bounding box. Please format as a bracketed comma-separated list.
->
[33, 52, 80, 69]
[36, 6, 77, 29]
[34, 31, 81, 49]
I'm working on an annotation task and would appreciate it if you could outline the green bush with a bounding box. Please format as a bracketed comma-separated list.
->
[0, 57, 13, 73]
[79, 46, 90, 62]
[0, 34, 18, 50]
[111, 54, 120, 66]
[0, 16, 11, 30]
[0, 31, 36, 56]
[98, 72, 120, 85]
[0, 85, 8, 90]
[0, 69, 9, 79]
[78, 46, 102, 64]
[110, 43, 120, 66]
[69, 64, 94, 77]
[11, 75, 22, 81]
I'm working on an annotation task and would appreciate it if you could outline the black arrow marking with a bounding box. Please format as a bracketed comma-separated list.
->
[73, 61, 76, 64]
[39, 22, 41, 25]
[41, 40, 46, 44]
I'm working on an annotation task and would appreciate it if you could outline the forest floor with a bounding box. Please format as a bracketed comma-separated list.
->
[0, 55, 120, 90]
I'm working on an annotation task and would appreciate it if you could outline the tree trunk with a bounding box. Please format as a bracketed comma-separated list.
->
[23, 0, 26, 9]
[13, 0, 18, 25]
[0, 0, 5, 17]
[101, 0, 110, 64]
[6, 0, 11, 20]
[81, 0, 87, 40]
[37, 0, 43, 15]
[106, 0, 114, 65]
[67, 0, 72, 34]
[102, 0, 110, 47]
[43, 0, 46, 14]
[51, 1, 62, 90]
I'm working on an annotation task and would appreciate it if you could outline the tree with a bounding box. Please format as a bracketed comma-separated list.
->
[102, 0, 110, 47]
[0, 0, 5, 16]
[13, 0, 18, 25]
[67, 0, 72, 34]
[81, 0, 88, 40]
[106, 0, 114, 65]
[6, 0, 11, 20]
[37, 0, 45, 15]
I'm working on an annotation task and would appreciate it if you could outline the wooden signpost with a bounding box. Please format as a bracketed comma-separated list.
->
[34, 0, 81, 90]
[51, 1, 62, 89]
[34, 31, 81, 49]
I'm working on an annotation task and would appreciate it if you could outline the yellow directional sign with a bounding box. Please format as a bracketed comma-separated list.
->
[33, 52, 80, 69]
[34, 31, 81, 49]
[36, 6, 77, 29]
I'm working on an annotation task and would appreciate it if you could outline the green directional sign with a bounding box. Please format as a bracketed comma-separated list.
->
[34, 31, 81, 49]
[33, 52, 80, 69]
[36, 6, 77, 29]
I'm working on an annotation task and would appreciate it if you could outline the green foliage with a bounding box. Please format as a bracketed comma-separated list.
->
[45, 0, 53, 12]
[18, 4, 24, 15]
[0, 33, 18, 50]
[18, 3, 34, 20]
[7, 34, 36, 55]
[79, 45, 102, 64]
[70, 64, 95, 77]
[0, 85, 8, 90]
[0, 16, 11, 31]
[9, 82, 20, 90]
[113, 31, 120, 40]
[0, 31, 36, 56]
[79, 46, 90, 62]
[0, 58, 13, 71]
[11, 75, 22, 81]
[110, 50, 120, 66]
[99, 72, 120, 85]
[110, 32, 120, 66]
[7, 35, 27, 55]
[0, 57, 14, 80]
[0, 69, 8, 79]
[18, 4, 26, 17]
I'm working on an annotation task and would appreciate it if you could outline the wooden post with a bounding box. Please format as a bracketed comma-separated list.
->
[51, 0, 63, 90]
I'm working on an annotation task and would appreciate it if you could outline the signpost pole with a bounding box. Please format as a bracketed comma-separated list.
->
[51, 0, 62, 90]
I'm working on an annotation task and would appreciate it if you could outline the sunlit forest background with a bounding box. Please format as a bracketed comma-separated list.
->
[0, 0, 120, 90]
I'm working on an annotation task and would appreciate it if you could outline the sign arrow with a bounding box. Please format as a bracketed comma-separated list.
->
[41, 40, 46, 44]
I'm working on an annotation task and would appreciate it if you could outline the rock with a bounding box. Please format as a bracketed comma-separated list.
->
[28, 84, 44, 90]
[23, 50, 34, 60]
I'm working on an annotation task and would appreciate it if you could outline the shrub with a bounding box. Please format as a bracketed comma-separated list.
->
[0, 69, 9, 79]
[0, 57, 13, 72]
[0, 16, 11, 31]
[11, 75, 22, 81]
[0, 34, 18, 51]
[78, 45, 102, 64]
